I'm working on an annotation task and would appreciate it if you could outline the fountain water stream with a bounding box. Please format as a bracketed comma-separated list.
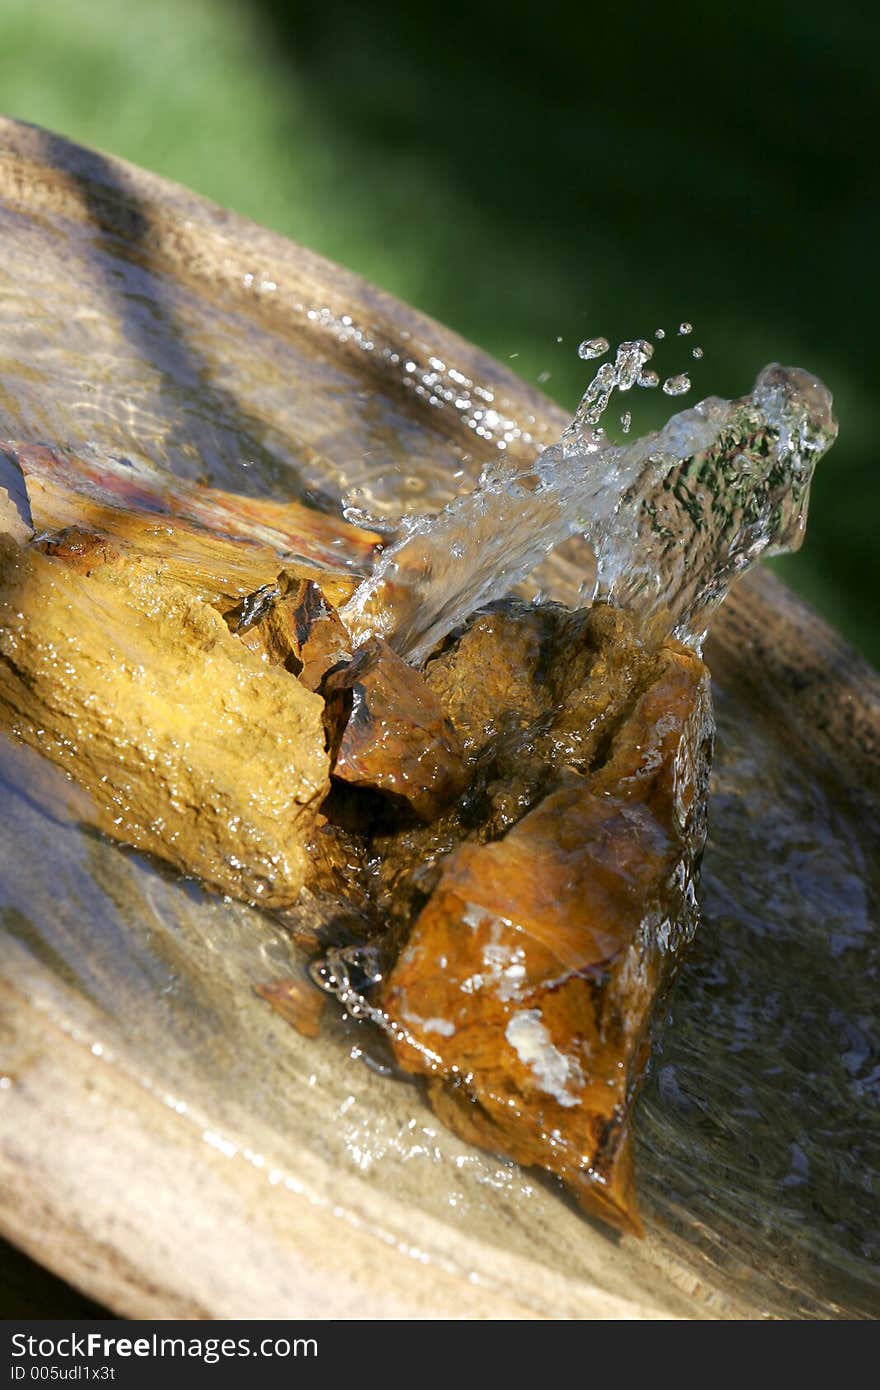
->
[342, 360, 837, 662]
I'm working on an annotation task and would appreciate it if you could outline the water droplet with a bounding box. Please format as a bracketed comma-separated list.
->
[654, 328, 666, 340]
[638, 369, 660, 388]
[692, 346, 704, 360]
[537, 370, 552, 383]
[662, 372, 691, 396]
[577, 336, 610, 361]
[678, 321, 693, 336]
[620, 411, 632, 434]
[556, 336, 564, 343]
[614, 339, 652, 389]
[569, 338, 656, 432]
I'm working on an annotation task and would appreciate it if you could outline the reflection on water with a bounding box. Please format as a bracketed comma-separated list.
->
[0, 198, 480, 509]
[0, 140, 877, 1317]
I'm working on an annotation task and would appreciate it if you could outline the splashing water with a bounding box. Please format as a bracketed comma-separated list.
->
[663, 372, 692, 396]
[577, 336, 610, 361]
[341, 361, 837, 662]
[566, 338, 655, 431]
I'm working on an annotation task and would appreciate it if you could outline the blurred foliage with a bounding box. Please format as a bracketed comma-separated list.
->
[1, 0, 876, 660]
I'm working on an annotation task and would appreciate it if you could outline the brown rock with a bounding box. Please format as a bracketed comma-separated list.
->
[4, 441, 382, 610]
[228, 574, 350, 690]
[423, 604, 566, 751]
[31, 525, 122, 574]
[366, 603, 661, 938]
[8, 440, 381, 604]
[380, 639, 712, 1234]
[423, 601, 653, 763]
[324, 637, 468, 822]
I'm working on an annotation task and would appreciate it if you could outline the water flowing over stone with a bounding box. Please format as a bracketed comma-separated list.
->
[342, 364, 837, 661]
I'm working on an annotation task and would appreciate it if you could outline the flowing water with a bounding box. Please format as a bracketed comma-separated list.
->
[342, 350, 837, 662]
[0, 135, 877, 1317]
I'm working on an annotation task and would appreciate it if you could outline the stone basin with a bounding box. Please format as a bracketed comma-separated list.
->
[0, 117, 877, 1319]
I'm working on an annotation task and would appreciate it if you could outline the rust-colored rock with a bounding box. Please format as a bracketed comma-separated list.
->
[367, 602, 662, 935]
[422, 601, 652, 761]
[323, 637, 468, 822]
[1, 430, 717, 1236]
[379, 635, 712, 1234]
[32, 525, 122, 574]
[229, 574, 350, 690]
[4, 441, 381, 610]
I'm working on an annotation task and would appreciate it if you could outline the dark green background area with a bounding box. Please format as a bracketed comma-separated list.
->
[2, 0, 877, 660]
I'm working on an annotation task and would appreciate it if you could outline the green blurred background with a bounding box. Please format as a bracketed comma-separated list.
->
[2, 0, 877, 660]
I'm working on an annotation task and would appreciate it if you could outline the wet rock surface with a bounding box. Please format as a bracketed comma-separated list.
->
[315, 600, 713, 1233]
[0, 445, 385, 910]
[227, 574, 351, 690]
[0, 450, 715, 1234]
[7, 441, 381, 604]
[0, 443, 714, 1236]
[323, 636, 468, 823]
[0, 530, 330, 908]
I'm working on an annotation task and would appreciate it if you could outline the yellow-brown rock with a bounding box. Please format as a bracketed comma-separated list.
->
[0, 532, 330, 908]
[4, 441, 383, 610]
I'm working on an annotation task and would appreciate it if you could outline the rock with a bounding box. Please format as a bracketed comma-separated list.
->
[323, 637, 468, 823]
[32, 525, 123, 574]
[0, 532, 330, 908]
[228, 574, 350, 690]
[423, 604, 572, 751]
[379, 636, 712, 1234]
[7, 440, 381, 604]
[423, 599, 655, 774]
[367, 602, 660, 936]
